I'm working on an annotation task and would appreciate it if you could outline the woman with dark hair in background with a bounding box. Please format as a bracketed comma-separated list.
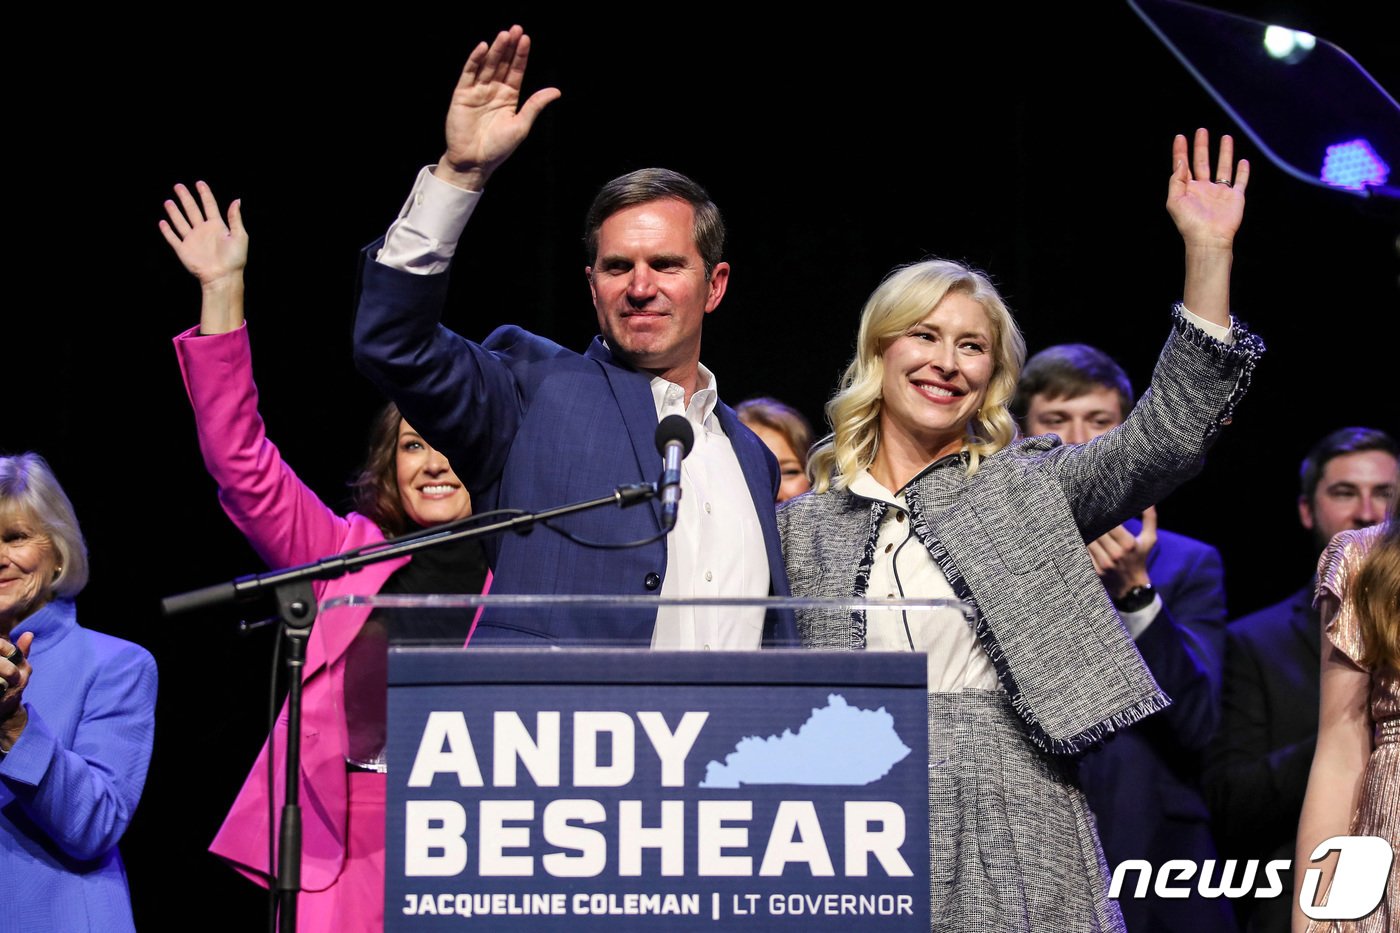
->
[737, 397, 815, 502]
[778, 130, 1260, 930]
[1295, 515, 1399, 932]
[161, 181, 488, 931]
[0, 453, 157, 932]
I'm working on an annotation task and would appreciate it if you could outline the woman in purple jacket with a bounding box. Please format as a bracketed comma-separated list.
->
[0, 453, 157, 932]
[162, 181, 487, 931]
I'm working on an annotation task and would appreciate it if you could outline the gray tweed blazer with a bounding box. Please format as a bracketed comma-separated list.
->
[778, 309, 1264, 754]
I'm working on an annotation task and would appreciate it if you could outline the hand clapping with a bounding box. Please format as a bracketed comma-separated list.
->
[0, 632, 34, 750]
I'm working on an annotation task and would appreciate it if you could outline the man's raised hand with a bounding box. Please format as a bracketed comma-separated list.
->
[436, 25, 561, 191]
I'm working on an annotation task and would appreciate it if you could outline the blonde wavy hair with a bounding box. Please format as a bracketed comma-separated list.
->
[809, 259, 1026, 492]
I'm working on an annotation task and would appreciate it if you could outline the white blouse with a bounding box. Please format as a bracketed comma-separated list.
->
[849, 469, 1000, 692]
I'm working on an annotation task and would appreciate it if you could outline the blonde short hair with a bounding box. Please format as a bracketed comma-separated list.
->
[808, 259, 1026, 492]
[0, 452, 89, 598]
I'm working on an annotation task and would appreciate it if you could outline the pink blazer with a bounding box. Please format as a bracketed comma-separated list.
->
[175, 324, 486, 890]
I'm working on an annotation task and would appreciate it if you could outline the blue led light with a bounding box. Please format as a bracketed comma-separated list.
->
[1320, 139, 1390, 191]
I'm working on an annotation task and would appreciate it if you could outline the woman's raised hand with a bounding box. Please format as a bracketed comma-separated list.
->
[1166, 128, 1249, 250]
[160, 181, 248, 287]
[160, 181, 247, 335]
[1167, 129, 1248, 328]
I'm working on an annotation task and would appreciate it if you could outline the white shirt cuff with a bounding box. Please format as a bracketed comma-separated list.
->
[1121, 594, 1163, 640]
[376, 165, 483, 275]
[1178, 303, 1234, 344]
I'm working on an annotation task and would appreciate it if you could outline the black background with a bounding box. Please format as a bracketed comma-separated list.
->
[9, 2, 1398, 927]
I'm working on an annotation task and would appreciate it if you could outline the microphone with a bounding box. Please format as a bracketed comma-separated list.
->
[654, 415, 695, 532]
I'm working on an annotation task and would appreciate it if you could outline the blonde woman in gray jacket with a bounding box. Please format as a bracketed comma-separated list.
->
[777, 129, 1262, 932]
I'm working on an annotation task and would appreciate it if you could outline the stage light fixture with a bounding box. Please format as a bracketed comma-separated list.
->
[1320, 138, 1390, 191]
[1263, 25, 1316, 63]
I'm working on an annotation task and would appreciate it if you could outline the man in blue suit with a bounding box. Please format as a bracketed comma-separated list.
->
[353, 26, 794, 646]
[1205, 426, 1397, 933]
[1014, 343, 1234, 932]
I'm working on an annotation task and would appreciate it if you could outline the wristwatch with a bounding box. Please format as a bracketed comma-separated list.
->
[1114, 583, 1157, 614]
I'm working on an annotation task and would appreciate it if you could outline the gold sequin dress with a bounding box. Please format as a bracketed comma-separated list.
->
[1307, 525, 1397, 932]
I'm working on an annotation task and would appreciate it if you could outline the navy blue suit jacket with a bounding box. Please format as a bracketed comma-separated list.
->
[1204, 585, 1319, 933]
[1079, 525, 1236, 932]
[353, 248, 795, 645]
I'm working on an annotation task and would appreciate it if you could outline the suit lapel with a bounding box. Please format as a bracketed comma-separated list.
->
[715, 402, 787, 594]
[1287, 583, 1322, 659]
[715, 404, 777, 528]
[587, 338, 664, 528]
[311, 554, 412, 679]
[583, 339, 788, 598]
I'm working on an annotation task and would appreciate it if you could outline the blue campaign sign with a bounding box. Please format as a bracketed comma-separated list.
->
[386, 649, 929, 930]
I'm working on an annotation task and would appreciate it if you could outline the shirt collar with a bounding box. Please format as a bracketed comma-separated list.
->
[847, 451, 967, 506]
[905, 450, 969, 488]
[845, 467, 901, 504]
[12, 598, 78, 652]
[649, 361, 719, 426]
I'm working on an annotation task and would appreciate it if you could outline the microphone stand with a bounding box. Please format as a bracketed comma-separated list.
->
[162, 481, 657, 933]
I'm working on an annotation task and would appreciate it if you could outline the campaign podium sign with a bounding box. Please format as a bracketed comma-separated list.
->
[381, 626, 933, 931]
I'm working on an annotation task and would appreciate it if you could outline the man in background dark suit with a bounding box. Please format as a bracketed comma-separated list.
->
[1205, 426, 1397, 933]
[1015, 343, 1234, 932]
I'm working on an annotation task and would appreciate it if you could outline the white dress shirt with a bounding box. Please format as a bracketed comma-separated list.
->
[648, 370, 770, 650]
[377, 167, 481, 273]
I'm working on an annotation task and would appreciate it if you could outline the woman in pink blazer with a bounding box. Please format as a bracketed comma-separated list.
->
[162, 181, 488, 931]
